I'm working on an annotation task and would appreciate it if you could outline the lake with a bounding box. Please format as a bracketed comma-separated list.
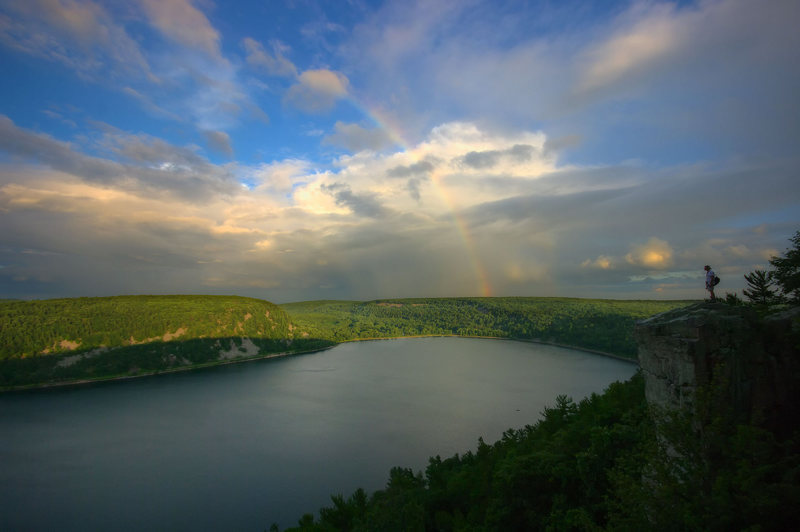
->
[0, 337, 636, 531]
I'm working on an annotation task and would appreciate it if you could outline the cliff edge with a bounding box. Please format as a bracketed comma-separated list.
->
[635, 302, 800, 435]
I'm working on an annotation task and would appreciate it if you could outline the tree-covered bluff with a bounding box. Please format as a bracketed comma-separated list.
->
[1, 295, 293, 357]
[0, 295, 333, 389]
[281, 297, 690, 358]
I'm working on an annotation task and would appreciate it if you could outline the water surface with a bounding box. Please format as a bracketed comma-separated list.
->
[0, 337, 636, 530]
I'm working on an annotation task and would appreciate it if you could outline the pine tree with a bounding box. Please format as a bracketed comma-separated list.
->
[769, 230, 800, 303]
[742, 269, 780, 305]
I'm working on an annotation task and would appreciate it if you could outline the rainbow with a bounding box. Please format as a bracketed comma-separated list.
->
[355, 101, 493, 297]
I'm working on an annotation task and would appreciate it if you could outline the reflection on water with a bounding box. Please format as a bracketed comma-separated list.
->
[0, 337, 635, 531]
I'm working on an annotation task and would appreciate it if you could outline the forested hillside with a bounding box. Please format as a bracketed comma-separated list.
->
[1, 295, 292, 358]
[1, 295, 690, 389]
[0, 295, 332, 389]
[281, 297, 691, 358]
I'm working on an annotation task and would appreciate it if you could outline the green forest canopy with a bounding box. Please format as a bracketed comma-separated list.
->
[280, 297, 691, 358]
[0, 295, 330, 389]
[280, 372, 799, 532]
[1, 295, 690, 389]
[0, 295, 291, 359]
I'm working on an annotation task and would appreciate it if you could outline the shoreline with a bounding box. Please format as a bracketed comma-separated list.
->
[0, 344, 337, 393]
[1, 336, 636, 393]
[341, 334, 639, 364]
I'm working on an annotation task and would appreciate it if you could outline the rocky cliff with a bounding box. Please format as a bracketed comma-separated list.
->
[635, 302, 800, 435]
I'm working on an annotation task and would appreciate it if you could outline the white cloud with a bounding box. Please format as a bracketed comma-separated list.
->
[322, 121, 395, 152]
[582, 255, 614, 270]
[122, 87, 183, 122]
[346, 0, 469, 69]
[242, 37, 297, 77]
[284, 69, 349, 113]
[0, 115, 238, 201]
[628, 271, 696, 282]
[0, 0, 155, 81]
[139, 0, 222, 60]
[575, 3, 680, 95]
[203, 130, 233, 158]
[310, 121, 558, 216]
[250, 159, 312, 195]
[149, 51, 267, 131]
[419, 122, 551, 171]
[625, 237, 674, 269]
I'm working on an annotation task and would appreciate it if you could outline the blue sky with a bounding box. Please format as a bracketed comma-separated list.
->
[0, 0, 798, 302]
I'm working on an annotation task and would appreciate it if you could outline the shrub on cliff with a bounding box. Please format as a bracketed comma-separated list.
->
[742, 269, 781, 305]
[741, 230, 800, 306]
[769, 230, 800, 303]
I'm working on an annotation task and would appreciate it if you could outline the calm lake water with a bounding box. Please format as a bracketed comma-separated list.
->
[0, 337, 636, 531]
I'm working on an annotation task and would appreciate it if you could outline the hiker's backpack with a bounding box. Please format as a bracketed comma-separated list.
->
[713, 275, 720, 286]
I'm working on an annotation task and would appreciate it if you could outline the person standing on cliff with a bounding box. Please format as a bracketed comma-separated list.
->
[704, 265, 717, 301]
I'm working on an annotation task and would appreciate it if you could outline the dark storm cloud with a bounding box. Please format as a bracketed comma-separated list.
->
[387, 159, 437, 200]
[462, 160, 799, 234]
[0, 205, 217, 299]
[322, 182, 390, 219]
[508, 144, 536, 161]
[458, 144, 537, 169]
[463, 187, 628, 228]
[203, 130, 234, 158]
[386, 160, 435, 178]
[258, 218, 479, 301]
[323, 122, 395, 152]
[406, 178, 422, 201]
[460, 150, 500, 169]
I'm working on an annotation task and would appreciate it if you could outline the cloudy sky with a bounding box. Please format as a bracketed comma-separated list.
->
[0, 0, 798, 302]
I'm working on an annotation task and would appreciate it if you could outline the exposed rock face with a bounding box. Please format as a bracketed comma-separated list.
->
[636, 303, 800, 434]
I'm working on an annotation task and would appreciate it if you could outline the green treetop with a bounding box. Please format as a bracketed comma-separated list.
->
[770, 230, 800, 303]
[742, 269, 781, 305]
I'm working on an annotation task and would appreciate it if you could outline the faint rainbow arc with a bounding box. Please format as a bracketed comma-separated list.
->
[428, 167, 493, 298]
[353, 102, 493, 297]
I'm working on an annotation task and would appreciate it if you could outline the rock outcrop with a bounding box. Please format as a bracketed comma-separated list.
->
[635, 302, 800, 435]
